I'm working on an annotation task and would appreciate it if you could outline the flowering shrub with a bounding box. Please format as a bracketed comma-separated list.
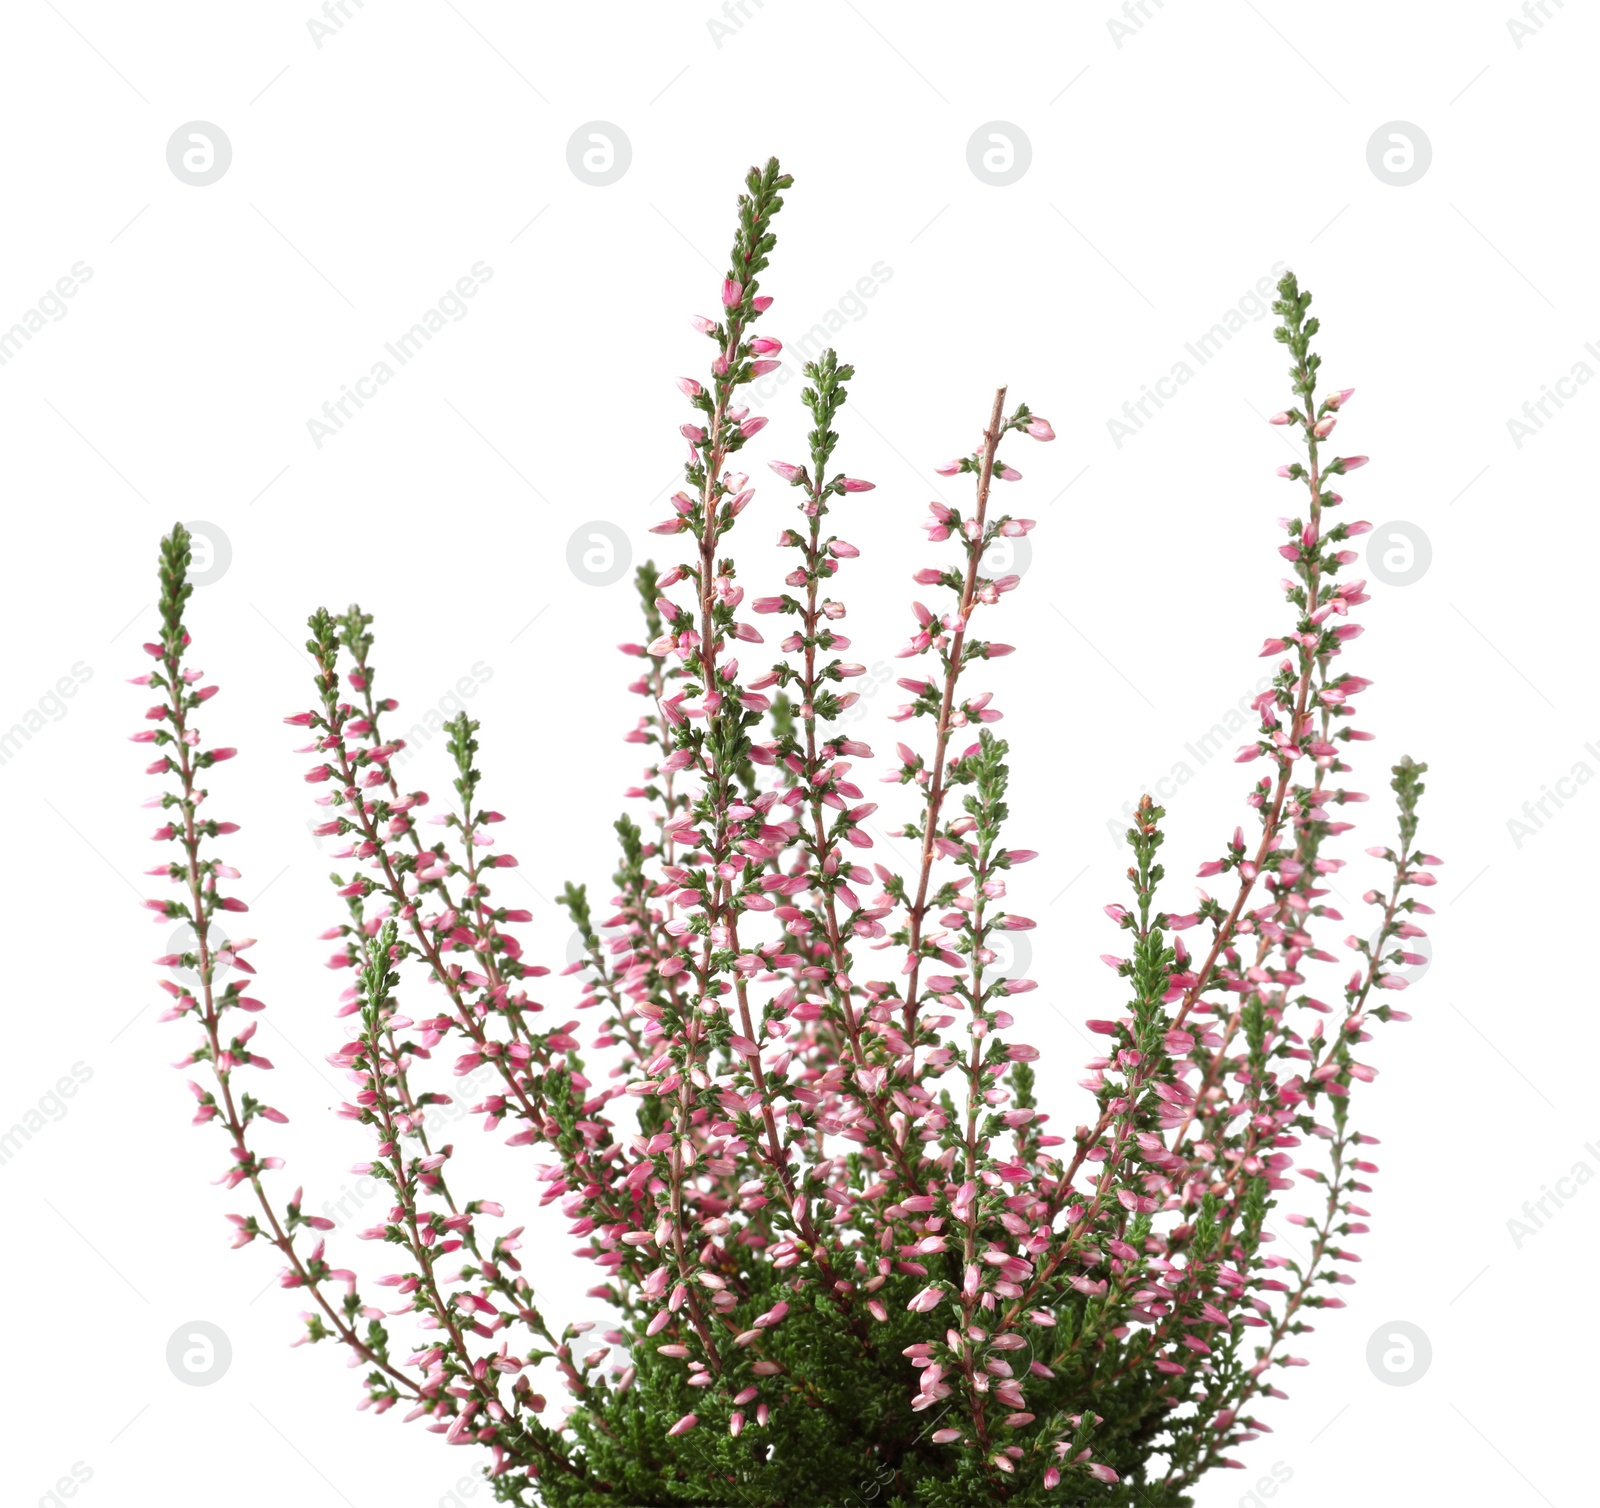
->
[132, 158, 1434, 1506]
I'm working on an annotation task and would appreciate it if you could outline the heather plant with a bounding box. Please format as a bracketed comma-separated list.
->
[132, 158, 1435, 1506]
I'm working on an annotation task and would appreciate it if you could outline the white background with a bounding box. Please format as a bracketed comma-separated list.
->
[1, 3, 1591, 1505]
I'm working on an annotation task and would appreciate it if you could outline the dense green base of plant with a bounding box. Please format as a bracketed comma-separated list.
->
[488, 1280, 1195, 1508]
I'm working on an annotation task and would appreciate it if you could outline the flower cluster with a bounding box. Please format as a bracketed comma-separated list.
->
[133, 162, 1432, 1507]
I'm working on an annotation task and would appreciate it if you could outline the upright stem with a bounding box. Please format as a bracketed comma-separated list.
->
[902, 387, 1008, 1048]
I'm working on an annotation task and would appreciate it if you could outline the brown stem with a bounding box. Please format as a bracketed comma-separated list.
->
[165, 659, 419, 1398]
[901, 388, 1009, 1052]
